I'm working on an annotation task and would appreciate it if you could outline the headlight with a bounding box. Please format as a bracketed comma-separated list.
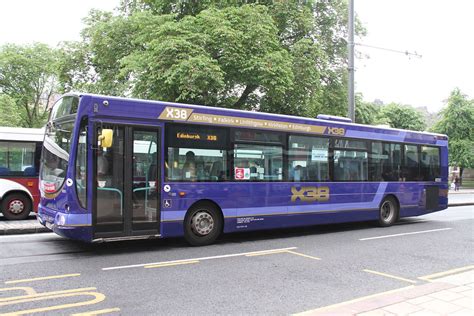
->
[56, 214, 66, 226]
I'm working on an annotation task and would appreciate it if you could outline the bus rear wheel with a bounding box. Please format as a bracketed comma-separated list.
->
[1, 193, 31, 220]
[378, 196, 398, 227]
[184, 203, 222, 246]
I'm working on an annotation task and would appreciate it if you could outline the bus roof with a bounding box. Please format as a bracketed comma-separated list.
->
[73, 93, 448, 145]
[0, 126, 44, 142]
[82, 93, 446, 136]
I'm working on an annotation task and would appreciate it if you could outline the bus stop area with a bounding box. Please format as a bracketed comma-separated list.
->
[1, 188, 473, 236]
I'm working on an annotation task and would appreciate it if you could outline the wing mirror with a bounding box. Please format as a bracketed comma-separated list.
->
[98, 129, 113, 148]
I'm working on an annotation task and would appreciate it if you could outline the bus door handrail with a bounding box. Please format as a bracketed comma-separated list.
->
[97, 187, 123, 215]
[133, 186, 156, 210]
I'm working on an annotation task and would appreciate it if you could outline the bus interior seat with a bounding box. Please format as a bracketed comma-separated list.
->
[0, 167, 9, 176]
[291, 165, 306, 181]
[300, 166, 308, 181]
[334, 159, 343, 180]
[406, 151, 417, 166]
[392, 150, 400, 164]
[347, 160, 360, 181]
[307, 165, 318, 181]
[23, 166, 36, 176]
[210, 161, 222, 181]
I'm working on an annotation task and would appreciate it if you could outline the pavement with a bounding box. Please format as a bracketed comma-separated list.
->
[0, 189, 473, 236]
[448, 188, 474, 206]
[298, 269, 474, 315]
[0, 216, 49, 235]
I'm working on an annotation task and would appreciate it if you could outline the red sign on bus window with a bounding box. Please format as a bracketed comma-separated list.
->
[234, 168, 250, 180]
[235, 168, 244, 180]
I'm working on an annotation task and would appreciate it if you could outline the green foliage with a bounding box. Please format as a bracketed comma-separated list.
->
[58, 9, 141, 95]
[122, 6, 292, 107]
[432, 88, 474, 169]
[59, 0, 362, 117]
[141, 0, 223, 17]
[354, 93, 380, 125]
[260, 38, 323, 116]
[0, 43, 60, 127]
[378, 103, 426, 131]
[415, 106, 438, 130]
[0, 95, 22, 127]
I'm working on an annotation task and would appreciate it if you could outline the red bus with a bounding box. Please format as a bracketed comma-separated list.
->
[0, 127, 43, 220]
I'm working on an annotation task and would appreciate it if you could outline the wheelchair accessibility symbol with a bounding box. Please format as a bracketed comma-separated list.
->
[163, 199, 172, 208]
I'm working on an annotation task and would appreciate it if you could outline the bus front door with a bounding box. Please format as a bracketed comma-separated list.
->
[94, 125, 161, 239]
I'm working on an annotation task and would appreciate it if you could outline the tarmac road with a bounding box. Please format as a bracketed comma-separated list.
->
[0, 205, 472, 315]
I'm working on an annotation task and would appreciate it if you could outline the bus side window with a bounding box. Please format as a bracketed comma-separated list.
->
[288, 135, 329, 182]
[165, 125, 228, 182]
[403, 145, 419, 181]
[420, 146, 440, 181]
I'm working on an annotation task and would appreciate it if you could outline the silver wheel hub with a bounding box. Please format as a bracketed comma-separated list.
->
[9, 200, 24, 214]
[191, 211, 214, 236]
[381, 201, 394, 222]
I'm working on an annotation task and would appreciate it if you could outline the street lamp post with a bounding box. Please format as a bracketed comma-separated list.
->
[348, 0, 355, 122]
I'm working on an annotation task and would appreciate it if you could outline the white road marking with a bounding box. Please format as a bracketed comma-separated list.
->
[359, 228, 453, 241]
[102, 247, 298, 271]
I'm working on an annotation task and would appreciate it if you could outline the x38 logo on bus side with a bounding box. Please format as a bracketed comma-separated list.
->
[158, 106, 193, 121]
[327, 127, 345, 136]
[291, 186, 330, 202]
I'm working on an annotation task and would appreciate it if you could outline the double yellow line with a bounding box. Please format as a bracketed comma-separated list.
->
[0, 287, 105, 315]
[1, 273, 120, 316]
[5, 273, 80, 285]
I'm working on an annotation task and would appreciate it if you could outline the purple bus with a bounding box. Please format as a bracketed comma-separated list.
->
[38, 94, 448, 245]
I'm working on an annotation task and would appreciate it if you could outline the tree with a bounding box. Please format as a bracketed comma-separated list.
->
[0, 43, 60, 127]
[415, 106, 438, 130]
[58, 9, 141, 95]
[354, 93, 380, 125]
[378, 103, 426, 131]
[59, 0, 364, 118]
[123, 6, 293, 109]
[0, 94, 22, 127]
[432, 88, 474, 180]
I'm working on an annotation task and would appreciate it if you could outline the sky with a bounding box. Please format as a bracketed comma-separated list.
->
[0, 0, 472, 113]
[355, 0, 474, 112]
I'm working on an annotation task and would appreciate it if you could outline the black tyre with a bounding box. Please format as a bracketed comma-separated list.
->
[378, 196, 398, 227]
[1, 193, 32, 220]
[184, 202, 222, 246]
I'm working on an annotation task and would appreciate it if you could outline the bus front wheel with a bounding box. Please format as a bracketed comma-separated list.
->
[184, 203, 222, 246]
[378, 196, 398, 227]
[1, 193, 32, 220]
